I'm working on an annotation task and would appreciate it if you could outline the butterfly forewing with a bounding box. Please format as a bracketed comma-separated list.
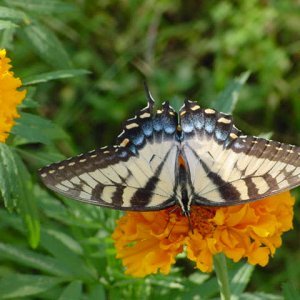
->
[40, 89, 300, 214]
[39, 100, 180, 211]
[179, 100, 300, 206]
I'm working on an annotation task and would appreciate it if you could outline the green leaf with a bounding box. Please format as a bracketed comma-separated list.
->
[11, 112, 69, 145]
[19, 87, 39, 108]
[212, 71, 250, 114]
[19, 97, 39, 108]
[0, 144, 20, 210]
[23, 69, 90, 86]
[22, 22, 71, 68]
[0, 144, 40, 247]
[0, 5, 27, 21]
[12, 152, 40, 248]
[3, 0, 76, 14]
[88, 284, 106, 300]
[0, 20, 18, 30]
[17, 147, 65, 168]
[0, 208, 23, 231]
[58, 281, 82, 300]
[231, 264, 255, 300]
[40, 228, 97, 281]
[44, 228, 84, 255]
[0, 242, 73, 277]
[240, 292, 283, 300]
[213, 253, 231, 300]
[282, 282, 300, 300]
[183, 276, 219, 299]
[0, 274, 64, 299]
[0, 27, 16, 49]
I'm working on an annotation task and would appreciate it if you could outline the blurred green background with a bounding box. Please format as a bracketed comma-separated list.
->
[1, 0, 300, 299]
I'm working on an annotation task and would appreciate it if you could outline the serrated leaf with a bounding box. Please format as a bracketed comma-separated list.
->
[0, 20, 18, 30]
[22, 22, 71, 68]
[23, 69, 90, 86]
[11, 112, 69, 145]
[282, 282, 300, 300]
[58, 281, 82, 300]
[3, 0, 76, 14]
[0, 242, 72, 277]
[0, 5, 27, 21]
[213, 71, 250, 114]
[0, 274, 64, 299]
[231, 264, 255, 300]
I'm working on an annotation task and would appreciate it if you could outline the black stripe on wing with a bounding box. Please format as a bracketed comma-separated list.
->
[39, 95, 179, 211]
[178, 101, 300, 206]
[39, 146, 128, 203]
[39, 145, 177, 211]
[192, 136, 300, 206]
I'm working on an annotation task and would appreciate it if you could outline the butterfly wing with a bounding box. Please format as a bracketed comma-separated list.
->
[180, 100, 300, 206]
[39, 100, 180, 211]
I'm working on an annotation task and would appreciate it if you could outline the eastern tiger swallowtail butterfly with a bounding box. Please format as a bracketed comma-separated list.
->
[39, 85, 300, 217]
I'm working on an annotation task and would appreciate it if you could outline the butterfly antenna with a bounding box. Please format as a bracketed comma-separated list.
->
[164, 206, 180, 239]
[143, 81, 155, 108]
[167, 221, 176, 239]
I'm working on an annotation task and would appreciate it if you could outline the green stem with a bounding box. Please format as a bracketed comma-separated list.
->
[213, 253, 231, 300]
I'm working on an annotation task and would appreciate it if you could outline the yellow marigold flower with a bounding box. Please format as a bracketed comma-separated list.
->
[0, 49, 26, 143]
[112, 191, 294, 277]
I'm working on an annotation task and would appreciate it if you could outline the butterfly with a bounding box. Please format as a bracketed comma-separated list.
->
[39, 84, 300, 217]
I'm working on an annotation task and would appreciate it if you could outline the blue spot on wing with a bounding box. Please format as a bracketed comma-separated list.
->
[141, 120, 153, 137]
[192, 112, 205, 130]
[153, 117, 163, 131]
[215, 127, 228, 141]
[205, 115, 216, 134]
[181, 118, 194, 133]
[131, 131, 145, 146]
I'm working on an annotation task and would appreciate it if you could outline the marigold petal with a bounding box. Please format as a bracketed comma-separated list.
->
[112, 210, 188, 277]
[112, 191, 295, 277]
[0, 49, 26, 143]
[213, 209, 225, 225]
[186, 232, 215, 272]
[247, 244, 270, 266]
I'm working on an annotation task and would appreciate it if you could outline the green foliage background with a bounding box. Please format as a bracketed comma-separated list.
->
[0, 0, 300, 299]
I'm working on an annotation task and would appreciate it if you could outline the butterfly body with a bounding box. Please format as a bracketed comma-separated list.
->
[39, 88, 300, 214]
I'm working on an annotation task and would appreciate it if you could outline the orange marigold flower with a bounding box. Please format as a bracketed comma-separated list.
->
[0, 49, 26, 143]
[112, 191, 294, 277]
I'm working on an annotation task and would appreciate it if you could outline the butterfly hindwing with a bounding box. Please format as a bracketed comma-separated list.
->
[180, 100, 300, 205]
[40, 89, 300, 213]
[39, 99, 180, 211]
